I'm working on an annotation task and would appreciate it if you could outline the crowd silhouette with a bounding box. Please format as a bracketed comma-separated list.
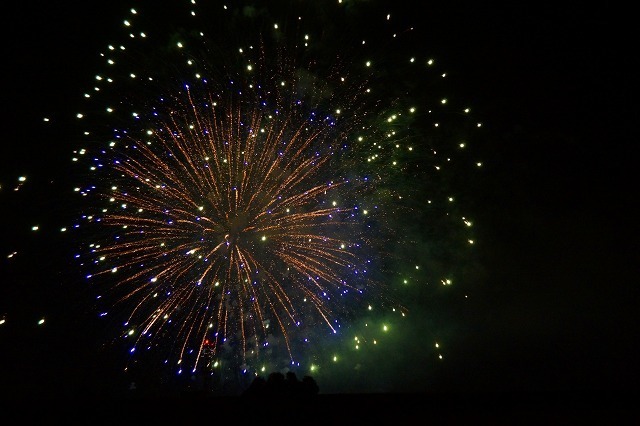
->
[241, 371, 319, 398]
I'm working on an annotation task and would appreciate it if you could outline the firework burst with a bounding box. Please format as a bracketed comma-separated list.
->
[68, 0, 482, 388]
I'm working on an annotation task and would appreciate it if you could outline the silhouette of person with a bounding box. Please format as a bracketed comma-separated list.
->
[242, 375, 266, 396]
[285, 371, 303, 396]
[301, 375, 319, 396]
[264, 371, 286, 395]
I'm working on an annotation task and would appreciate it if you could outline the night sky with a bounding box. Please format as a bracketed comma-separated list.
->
[1, 0, 637, 416]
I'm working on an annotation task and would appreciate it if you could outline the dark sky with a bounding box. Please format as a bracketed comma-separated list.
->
[1, 0, 637, 405]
